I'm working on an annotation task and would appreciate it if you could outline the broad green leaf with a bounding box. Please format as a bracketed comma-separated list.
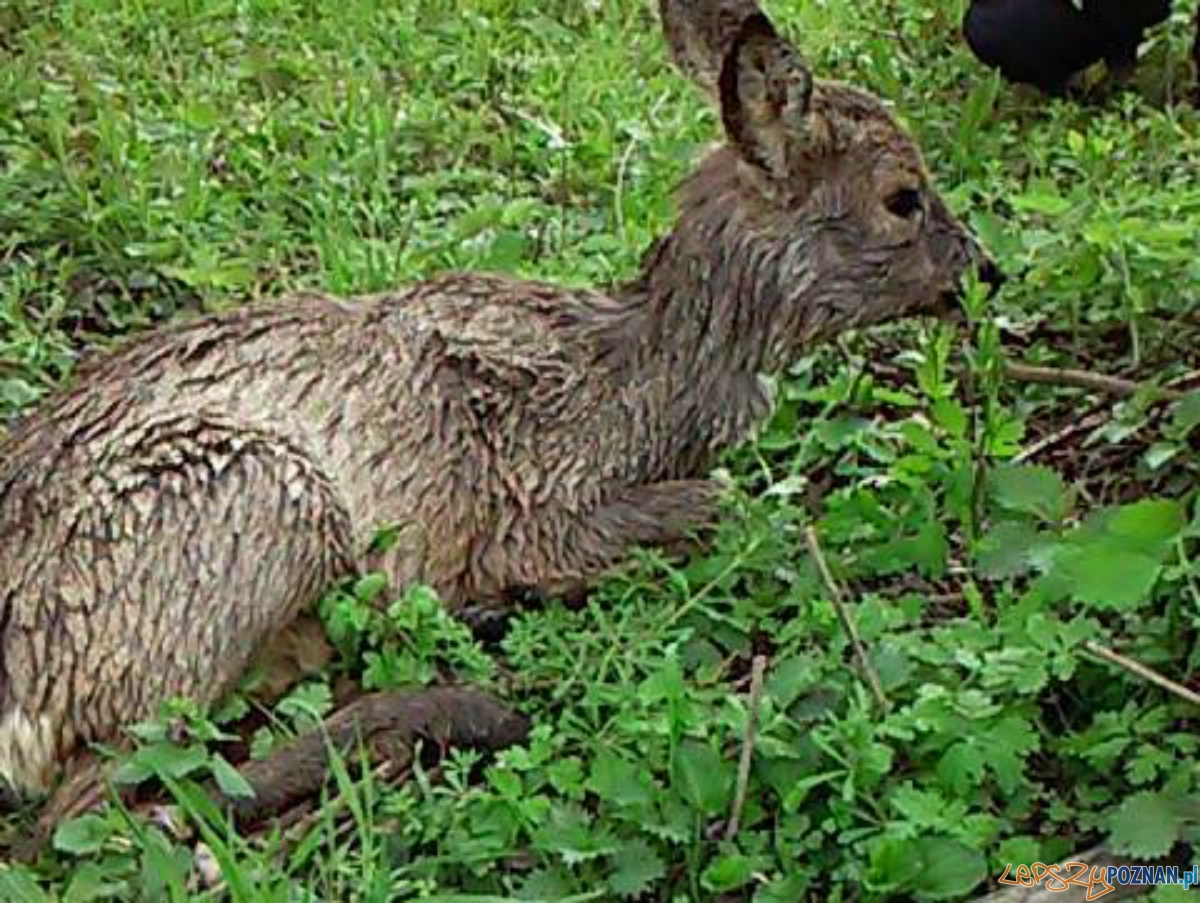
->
[483, 229, 527, 272]
[639, 658, 685, 705]
[1107, 499, 1185, 552]
[873, 643, 916, 692]
[488, 766, 521, 799]
[0, 867, 54, 903]
[995, 836, 1044, 872]
[588, 749, 654, 810]
[989, 464, 1068, 522]
[1106, 792, 1186, 858]
[141, 743, 209, 778]
[932, 397, 968, 439]
[673, 740, 732, 816]
[547, 754, 583, 797]
[1011, 190, 1072, 216]
[937, 742, 987, 795]
[968, 210, 1013, 261]
[63, 862, 129, 902]
[1143, 442, 1180, 471]
[608, 840, 666, 899]
[890, 784, 950, 828]
[702, 853, 757, 893]
[353, 572, 388, 603]
[869, 836, 988, 900]
[111, 739, 206, 782]
[867, 520, 949, 577]
[980, 647, 1048, 695]
[765, 655, 818, 709]
[533, 804, 618, 865]
[547, 757, 584, 797]
[138, 829, 193, 900]
[913, 838, 988, 900]
[210, 752, 255, 800]
[644, 794, 692, 844]
[53, 814, 114, 856]
[516, 868, 573, 901]
[755, 873, 811, 903]
[1170, 393, 1200, 435]
[1058, 544, 1162, 610]
[978, 716, 1039, 795]
[278, 682, 333, 727]
[976, 521, 1044, 580]
[1126, 744, 1171, 786]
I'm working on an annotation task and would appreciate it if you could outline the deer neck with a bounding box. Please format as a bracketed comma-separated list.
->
[597, 150, 821, 477]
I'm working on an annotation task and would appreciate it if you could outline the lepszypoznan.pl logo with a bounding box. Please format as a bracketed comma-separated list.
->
[996, 862, 1199, 899]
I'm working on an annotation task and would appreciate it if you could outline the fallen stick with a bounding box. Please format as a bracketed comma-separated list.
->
[1083, 641, 1200, 708]
[803, 526, 890, 713]
[1013, 409, 1110, 464]
[725, 654, 767, 841]
[1004, 362, 1186, 402]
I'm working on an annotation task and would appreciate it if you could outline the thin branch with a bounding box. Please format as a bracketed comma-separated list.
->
[1166, 368, 1200, 392]
[1013, 409, 1110, 464]
[1011, 363, 1200, 464]
[613, 134, 640, 243]
[1004, 361, 1186, 402]
[1084, 640, 1200, 707]
[725, 654, 767, 841]
[803, 526, 890, 713]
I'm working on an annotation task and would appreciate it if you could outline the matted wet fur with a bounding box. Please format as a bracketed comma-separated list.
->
[0, 0, 995, 818]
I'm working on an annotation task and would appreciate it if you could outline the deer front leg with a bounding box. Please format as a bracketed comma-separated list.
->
[246, 613, 335, 705]
[457, 479, 724, 642]
[602, 478, 725, 557]
[547, 477, 725, 595]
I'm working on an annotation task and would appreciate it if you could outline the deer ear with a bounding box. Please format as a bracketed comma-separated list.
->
[718, 13, 814, 179]
[659, 0, 765, 96]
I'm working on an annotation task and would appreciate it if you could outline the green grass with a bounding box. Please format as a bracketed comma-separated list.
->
[2, 0, 1200, 900]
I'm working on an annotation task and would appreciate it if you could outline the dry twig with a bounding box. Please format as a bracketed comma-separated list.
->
[1166, 368, 1200, 393]
[1013, 408, 1111, 464]
[803, 526, 890, 712]
[725, 654, 768, 841]
[1004, 361, 1186, 402]
[1084, 641, 1200, 707]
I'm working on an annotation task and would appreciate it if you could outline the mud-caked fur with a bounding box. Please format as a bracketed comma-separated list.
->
[0, 0, 993, 798]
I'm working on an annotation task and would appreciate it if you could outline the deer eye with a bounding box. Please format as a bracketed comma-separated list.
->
[884, 187, 923, 220]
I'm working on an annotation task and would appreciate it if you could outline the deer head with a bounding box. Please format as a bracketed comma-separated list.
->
[650, 0, 999, 368]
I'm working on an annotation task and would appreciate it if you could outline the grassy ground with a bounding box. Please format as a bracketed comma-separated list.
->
[2, 0, 1200, 900]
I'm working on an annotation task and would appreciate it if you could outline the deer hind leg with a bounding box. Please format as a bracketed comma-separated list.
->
[10, 750, 112, 863]
[215, 686, 530, 828]
[0, 414, 357, 836]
